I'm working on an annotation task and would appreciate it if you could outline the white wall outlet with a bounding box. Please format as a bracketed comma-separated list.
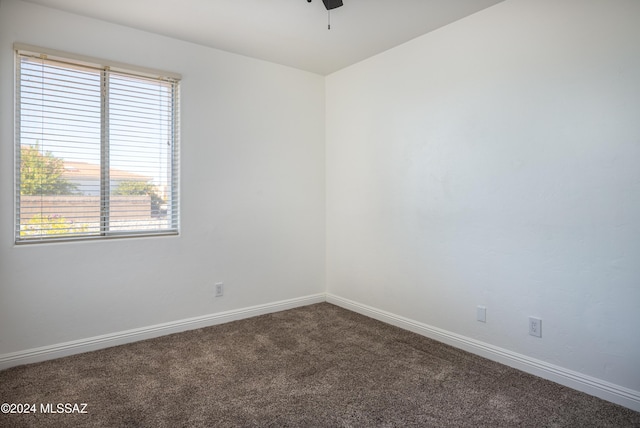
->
[215, 282, 224, 297]
[529, 316, 542, 337]
[476, 306, 486, 323]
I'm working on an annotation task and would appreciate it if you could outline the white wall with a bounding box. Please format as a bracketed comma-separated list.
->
[2, 0, 639, 410]
[0, 0, 325, 354]
[326, 0, 640, 394]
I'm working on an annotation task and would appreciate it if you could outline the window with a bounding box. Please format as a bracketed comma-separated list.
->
[15, 44, 180, 243]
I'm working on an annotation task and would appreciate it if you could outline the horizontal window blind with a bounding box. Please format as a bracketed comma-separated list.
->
[15, 47, 180, 243]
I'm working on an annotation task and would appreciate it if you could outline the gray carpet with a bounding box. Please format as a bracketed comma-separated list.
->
[1, 303, 638, 427]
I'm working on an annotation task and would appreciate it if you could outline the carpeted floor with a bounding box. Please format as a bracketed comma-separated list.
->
[1, 303, 639, 427]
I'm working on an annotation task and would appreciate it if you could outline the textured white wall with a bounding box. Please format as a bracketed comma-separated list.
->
[326, 0, 640, 391]
[0, 0, 325, 354]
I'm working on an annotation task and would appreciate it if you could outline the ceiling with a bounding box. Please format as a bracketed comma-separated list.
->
[22, 0, 505, 75]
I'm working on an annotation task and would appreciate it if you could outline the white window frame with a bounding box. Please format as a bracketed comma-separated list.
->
[14, 44, 181, 244]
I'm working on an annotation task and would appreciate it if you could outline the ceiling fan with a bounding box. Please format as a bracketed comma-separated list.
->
[307, 0, 344, 29]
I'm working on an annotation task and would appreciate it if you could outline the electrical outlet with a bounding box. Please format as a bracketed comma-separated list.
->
[529, 317, 542, 338]
[476, 306, 486, 323]
[215, 282, 224, 297]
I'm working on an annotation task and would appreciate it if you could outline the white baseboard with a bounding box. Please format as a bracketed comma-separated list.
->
[326, 293, 640, 412]
[0, 293, 326, 371]
[3, 292, 638, 412]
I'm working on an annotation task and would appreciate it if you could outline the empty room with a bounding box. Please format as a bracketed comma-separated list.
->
[0, 0, 639, 426]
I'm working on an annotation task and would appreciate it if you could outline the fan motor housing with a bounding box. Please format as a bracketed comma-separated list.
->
[322, 0, 343, 10]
